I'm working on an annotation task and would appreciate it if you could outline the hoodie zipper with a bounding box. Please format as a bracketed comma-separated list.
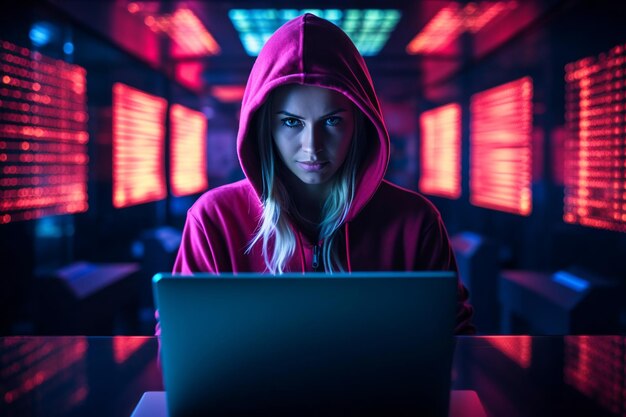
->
[312, 243, 320, 272]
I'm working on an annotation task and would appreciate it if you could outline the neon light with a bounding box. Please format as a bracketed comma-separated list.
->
[406, 2, 517, 54]
[132, 5, 220, 57]
[406, 4, 463, 54]
[112, 83, 167, 208]
[170, 104, 208, 197]
[63, 42, 74, 55]
[210, 85, 245, 103]
[29, 22, 55, 47]
[486, 336, 532, 368]
[552, 270, 589, 292]
[0, 40, 88, 224]
[564, 336, 624, 416]
[174, 62, 203, 91]
[470, 77, 533, 215]
[228, 9, 401, 56]
[168, 8, 221, 57]
[563, 42, 626, 233]
[419, 103, 461, 199]
[127, 2, 140, 14]
[464, 1, 516, 33]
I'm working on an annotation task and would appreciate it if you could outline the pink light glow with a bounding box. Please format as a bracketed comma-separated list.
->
[419, 103, 461, 199]
[210, 85, 246, 103]
[1, 337, 88, 408]
[406, 1, 517, 54]
[112, 83, 167, 208]
[174, 62, 204, 92]
[169, 8, 220, 57]
[170, 104, 208, 197]
[406, 3, 463, 55]
[112, 337, 149, 364]
[138, 6, 220, 57]
[0, 40, 88, 224]
[551, 125, 567, 186]
[470, 77, 533, 215]
[564, 336, 624, 416]
[563, 42, 626, 233]
[485, 336, 532, 368]
[464, 1, 516, 33]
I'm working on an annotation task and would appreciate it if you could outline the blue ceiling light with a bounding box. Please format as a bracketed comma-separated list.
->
[228, 9, 401, 56]
[29, 22, 55, 47]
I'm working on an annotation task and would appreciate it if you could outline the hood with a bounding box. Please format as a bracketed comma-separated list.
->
[237, 13, 390, 221]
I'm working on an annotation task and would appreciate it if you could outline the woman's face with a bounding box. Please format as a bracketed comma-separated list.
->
[271, 84, 355, 187]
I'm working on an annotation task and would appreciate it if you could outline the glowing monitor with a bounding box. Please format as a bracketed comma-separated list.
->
[419, 103, 461, 199]
[470, 77, 533, 215]
[112, 83, 167, 208]
[563, 42, 626, 233]
[0, 40, 89, 224]
[169, 104, 208, 197]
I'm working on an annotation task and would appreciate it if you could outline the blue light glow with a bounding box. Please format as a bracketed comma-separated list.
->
[29, 23, 53, 47]
[228, 9, 401, 56]
[63, 42, 74, 55]
[35, 217, 63, 238]
[552, 271, 589, 292]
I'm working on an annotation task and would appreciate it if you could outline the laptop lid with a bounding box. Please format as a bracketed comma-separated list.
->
[153, 271, 457, 417]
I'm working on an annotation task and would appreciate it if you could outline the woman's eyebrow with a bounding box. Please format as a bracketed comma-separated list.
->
[320, 109, 347, 118]
[276, 110, 304, 119]
[275, 109, 347, 119]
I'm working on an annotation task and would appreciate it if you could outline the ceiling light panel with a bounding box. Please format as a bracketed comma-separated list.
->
[228, 9, 401, 56]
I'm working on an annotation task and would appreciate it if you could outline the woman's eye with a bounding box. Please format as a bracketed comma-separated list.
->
[325, 116, 341, 126]
[281, 118, 302, 128]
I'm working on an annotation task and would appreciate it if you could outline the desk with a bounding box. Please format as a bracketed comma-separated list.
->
[1, 336, 623, 417]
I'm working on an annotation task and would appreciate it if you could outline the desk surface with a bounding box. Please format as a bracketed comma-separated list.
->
[1, 336, 624, 417]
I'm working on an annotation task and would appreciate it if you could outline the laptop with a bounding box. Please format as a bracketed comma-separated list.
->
[149, 271, 458, 417]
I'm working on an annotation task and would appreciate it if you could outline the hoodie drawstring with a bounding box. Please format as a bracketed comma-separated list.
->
[344, 222, 352, 273]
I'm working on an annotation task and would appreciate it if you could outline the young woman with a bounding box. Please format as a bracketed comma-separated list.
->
[171, 14, 474, 334]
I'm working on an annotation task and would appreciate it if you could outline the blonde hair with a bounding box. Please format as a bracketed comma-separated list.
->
[247, 91, 365, 273]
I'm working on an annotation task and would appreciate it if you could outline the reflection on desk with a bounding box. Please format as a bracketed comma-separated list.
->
[1, 336, 624, 417]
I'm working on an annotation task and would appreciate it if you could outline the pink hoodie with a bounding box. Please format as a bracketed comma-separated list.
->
[171, 14, 474, 334]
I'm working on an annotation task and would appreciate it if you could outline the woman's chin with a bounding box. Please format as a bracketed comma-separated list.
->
[298, 173, 331, 185]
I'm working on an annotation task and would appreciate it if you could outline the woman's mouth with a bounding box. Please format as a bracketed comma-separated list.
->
[296, 161, 329, 172]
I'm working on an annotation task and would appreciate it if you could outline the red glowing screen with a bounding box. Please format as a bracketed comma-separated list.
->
[112, 83, 167, 208]
[170, 104, 208, 197]
[0, 40, 89, 224]
[563, 42, 626, 233]
[564, 336, 624, 416]
[470, 76, 533, 215]
[418, 103, 461, 199]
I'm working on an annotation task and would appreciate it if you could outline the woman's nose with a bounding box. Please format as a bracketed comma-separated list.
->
[301, 125, 323, 154]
